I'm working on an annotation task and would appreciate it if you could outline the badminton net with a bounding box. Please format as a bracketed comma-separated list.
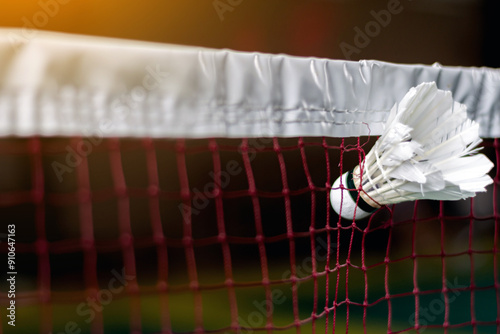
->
[0, 136, 498, 333]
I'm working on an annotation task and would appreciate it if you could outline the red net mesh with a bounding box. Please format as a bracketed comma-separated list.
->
[0, 136, 498, 334]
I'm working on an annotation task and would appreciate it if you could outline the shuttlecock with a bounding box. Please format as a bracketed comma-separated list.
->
[331, 82, 494, 220]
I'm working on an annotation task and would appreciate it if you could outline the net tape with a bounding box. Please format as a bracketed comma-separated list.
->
[1, 29, 500, 139]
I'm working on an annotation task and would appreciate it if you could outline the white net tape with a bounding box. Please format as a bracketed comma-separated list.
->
[1, 28, 500, 139]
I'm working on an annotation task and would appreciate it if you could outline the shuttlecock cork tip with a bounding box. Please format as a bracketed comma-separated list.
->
[330, 166, 379, 221]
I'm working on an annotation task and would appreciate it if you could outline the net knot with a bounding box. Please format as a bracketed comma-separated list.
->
[32, 189, 44, 203]
[120, 233, 133, 247]
[183, 236, 193, 247]
[81, 238, 95, 251]
[157, 280, 168, 292]
[35, 239, 48, 254]
[154, 234, 165, 245]
[190, 281, 200, 291]
[148, 185, 159, 197]
[225, 278, 234, 287]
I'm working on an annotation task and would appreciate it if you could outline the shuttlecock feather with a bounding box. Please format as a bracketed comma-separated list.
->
[330, 82, 494, 220]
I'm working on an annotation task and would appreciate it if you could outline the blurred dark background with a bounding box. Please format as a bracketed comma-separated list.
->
[1, 0, 499, 67]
